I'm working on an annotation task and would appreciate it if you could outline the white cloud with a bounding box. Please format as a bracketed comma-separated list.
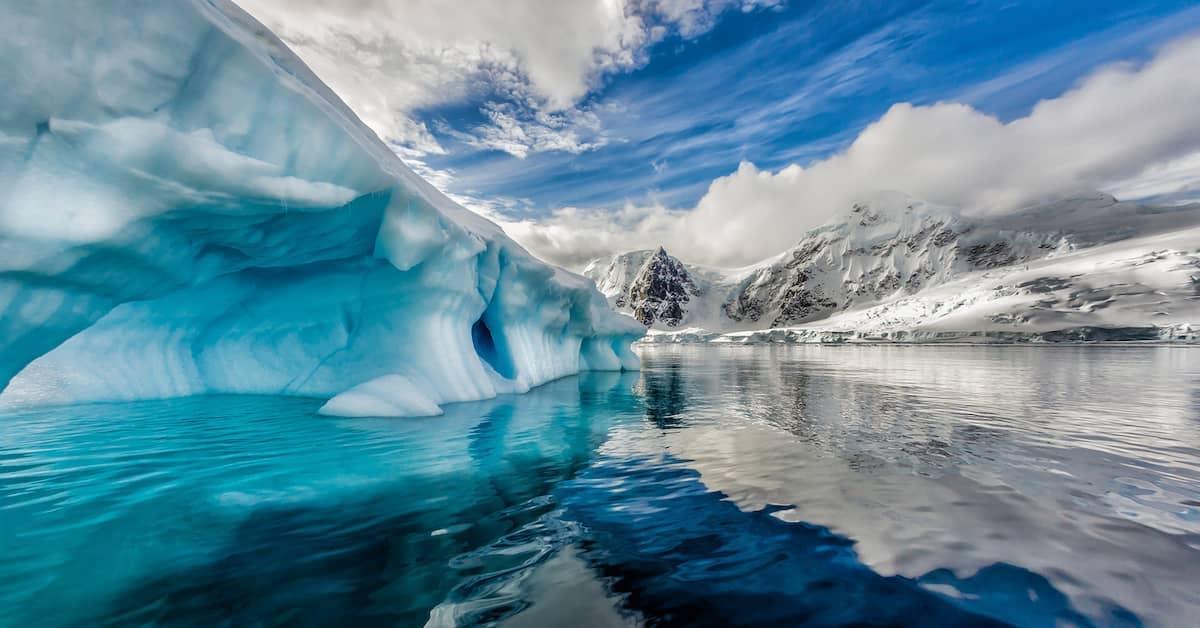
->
[237, 0, 770, 158]
[503, 36, 1200, 269]
[460, 102, 608, 159]
[1103, 150, 1200, 203]
[651, 0, 783, 37]
[499, 202, 685, 268]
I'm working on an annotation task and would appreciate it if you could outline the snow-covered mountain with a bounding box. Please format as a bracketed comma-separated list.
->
[586, 247, 701, 326]
[584, 192, 1200, 342]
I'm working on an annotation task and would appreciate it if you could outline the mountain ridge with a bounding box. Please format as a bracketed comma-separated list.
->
[583, 193, 1200, 342]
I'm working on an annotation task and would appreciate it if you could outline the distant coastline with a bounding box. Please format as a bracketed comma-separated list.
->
[638, 324, 1200, 345]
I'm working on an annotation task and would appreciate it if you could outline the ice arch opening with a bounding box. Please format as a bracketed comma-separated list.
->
[0, 0, 643, 415]
[472, 317, 516, 380]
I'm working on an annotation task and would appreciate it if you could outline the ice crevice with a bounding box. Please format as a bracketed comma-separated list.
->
[0, 0, 642, 416]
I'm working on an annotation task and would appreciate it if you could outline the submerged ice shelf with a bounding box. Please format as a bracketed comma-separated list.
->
[0, 0, 642, 416]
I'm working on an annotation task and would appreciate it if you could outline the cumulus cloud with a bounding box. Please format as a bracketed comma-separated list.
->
[501, 36, 1200, 268]
[238, 0, 773, 158]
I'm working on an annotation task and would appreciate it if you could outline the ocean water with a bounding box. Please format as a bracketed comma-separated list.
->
[2, 346, 1199, 627]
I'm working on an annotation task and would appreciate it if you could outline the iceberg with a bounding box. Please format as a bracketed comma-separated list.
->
[0, 0, 642, 415]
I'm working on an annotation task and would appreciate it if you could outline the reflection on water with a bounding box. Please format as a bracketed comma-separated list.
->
[2, 347, 1199, 626]
[625, 346, 1200, 627]
[1, 374, 635, 627]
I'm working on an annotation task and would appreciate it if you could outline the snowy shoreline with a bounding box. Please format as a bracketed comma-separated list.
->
[639, 324, 1200, 346]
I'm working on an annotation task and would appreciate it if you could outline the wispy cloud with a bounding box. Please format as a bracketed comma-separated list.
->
[457, 103, 609, 159]
[238, 0, 780, 159]
[239, 0, 1200, 271]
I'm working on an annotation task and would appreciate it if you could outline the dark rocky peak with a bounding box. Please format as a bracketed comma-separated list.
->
[628, 246, 699, 327]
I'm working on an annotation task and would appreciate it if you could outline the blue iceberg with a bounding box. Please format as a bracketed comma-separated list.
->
[0, 0, 642, 415]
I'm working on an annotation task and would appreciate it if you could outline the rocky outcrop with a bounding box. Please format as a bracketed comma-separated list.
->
[628, 248, 701, 326]
[585, 193, 1200, 335]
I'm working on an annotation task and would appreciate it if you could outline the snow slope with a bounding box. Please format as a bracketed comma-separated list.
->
[586, 193, 1200, 343]
[582, 248, 737, 330]
[0, 0, 642, 415]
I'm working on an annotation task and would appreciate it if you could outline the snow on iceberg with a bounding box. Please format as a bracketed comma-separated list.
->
[0, 0, 642, 415]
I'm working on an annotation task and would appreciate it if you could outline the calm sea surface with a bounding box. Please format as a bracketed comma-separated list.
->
[2, 346, 1198, 626]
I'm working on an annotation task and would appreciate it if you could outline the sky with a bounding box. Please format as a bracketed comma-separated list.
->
[240, 0, 1200, 268]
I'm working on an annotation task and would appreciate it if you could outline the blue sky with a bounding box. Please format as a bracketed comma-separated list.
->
[244, 0, 1200, 266]
[412, 0, 1200, 217]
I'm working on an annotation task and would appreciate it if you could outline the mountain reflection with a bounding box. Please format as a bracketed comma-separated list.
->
[4, 347, 1199, 626]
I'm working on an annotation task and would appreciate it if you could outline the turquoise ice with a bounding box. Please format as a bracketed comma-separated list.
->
[0, 1, 643, 415]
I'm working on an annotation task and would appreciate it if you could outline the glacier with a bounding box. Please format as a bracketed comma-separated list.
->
[0, 0, 642, 415]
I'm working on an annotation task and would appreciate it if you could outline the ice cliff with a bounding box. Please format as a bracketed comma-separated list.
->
[0, 0, 642, 415]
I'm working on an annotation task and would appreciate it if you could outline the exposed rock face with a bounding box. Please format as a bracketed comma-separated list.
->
[720, 197, 1063, 328]
[585, 192, 1200, 335]
[583, 247, 703, 327]
[585, 250, 655, 310]
[628, 248, 700, 327]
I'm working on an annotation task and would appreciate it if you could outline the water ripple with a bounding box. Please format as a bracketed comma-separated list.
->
[1, 348, 1198, 626]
